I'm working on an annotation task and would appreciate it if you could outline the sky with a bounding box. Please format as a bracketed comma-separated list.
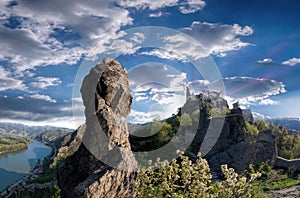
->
[0, 0, 300, 129]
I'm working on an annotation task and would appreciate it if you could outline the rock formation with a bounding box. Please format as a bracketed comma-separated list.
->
[184, 92, 278, 173]
[58, 58, 137, 198]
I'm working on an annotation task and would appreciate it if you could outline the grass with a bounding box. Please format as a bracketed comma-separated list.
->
[264, 178, 300, 190]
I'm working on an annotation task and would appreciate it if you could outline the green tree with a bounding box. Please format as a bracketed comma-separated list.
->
[209, 108, 224, 117]
[253, 120, 269, 131]
[172, 116, 181, 131]
[150, 120, 163, 135]
[245, 122, 259, 138]
[180, 113, 193, 128]
[191, 110, 200, 125]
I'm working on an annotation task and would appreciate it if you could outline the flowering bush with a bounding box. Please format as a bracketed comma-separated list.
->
[134, 152, 265, 198]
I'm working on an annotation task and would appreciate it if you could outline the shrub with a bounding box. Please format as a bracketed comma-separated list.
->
[134, 153, 264, 197]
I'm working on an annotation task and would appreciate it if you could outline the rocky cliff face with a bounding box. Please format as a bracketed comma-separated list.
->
[185, 94, 278, 173]
[58, 58, 137, 198]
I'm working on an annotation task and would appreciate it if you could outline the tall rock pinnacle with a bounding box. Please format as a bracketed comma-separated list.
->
[58, 58, 137, 198]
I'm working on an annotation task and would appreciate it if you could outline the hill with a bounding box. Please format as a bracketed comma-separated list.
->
[0, 122, 73, 146]
[0, 133, 30, 154]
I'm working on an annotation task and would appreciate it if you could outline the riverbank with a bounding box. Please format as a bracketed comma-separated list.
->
[0, 134, 29, 155]
[0, 140, 52, 193]
[0, 146, 28, 156]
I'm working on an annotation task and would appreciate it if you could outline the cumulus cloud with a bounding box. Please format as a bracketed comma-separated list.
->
[143, 21, 253, 61]
[135, 95, 149, 102]
[0, 95, 79, 128]
[0, 0, 133, 73]
[189, 76, 286, 107]
[252, 112, 270, 120]
[88, 31, 144, 59]
[149, 11, 167, 18]
[30, 94, 57, 103]
[117, 0, 178, 10]
[257, 58, 273, 64]
[128, 65, 188, 123]
[117, 0, 205, 14]
[282, 57, 300, 66]
[31, 76, 62, 89]
[0, 66, 26, 91]
[259, 99, 279, 106]
[131, 70, 187, 105]
[179, 0, 206, 14]
[126, 110, 168, 124]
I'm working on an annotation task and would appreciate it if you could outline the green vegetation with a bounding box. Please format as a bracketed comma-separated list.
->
[249, 120, 300, 159]
[0, 133, 29, 154]
[134, 152, 265, 197]
[26, 174, 54, 185]
[13, 184, 60, 198]
[209, 107, 231, 117]
[270, 124, 300, 159]
[264, 178, 300, 190]
[253, 120, 269, 132]
[248, 162, 300, 191]
[180, 113, 193, 127]
[245, 122, 259, 138]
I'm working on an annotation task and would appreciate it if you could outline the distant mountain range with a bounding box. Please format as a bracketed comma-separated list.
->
[0, 122, 73, 140]
[266, 118, 300, 134]
[252, 113, 300, 134]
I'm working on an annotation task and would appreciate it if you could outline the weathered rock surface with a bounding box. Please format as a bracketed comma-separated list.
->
[58, 58, 137, 198]
[184, 93, 278, 173]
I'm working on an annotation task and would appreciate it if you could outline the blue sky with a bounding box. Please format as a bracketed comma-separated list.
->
[0, 0, 299, 128]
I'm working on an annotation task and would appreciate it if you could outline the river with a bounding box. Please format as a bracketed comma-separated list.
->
[0, 140, 51, 191]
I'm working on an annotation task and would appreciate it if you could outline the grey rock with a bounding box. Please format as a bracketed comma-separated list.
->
[58, 58, 137, 198]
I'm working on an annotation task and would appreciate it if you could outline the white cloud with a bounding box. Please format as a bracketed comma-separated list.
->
[87, 31, 144, 59]
[117, 0, 205, 14]
[252, 112, 270, 120]
[182, 22, 253, 56]
[0, 66, 26, 91]
[282, 57, 300, 66]
[143, 21, 253, 61]
[149, 11, 165, 18]
[30, 94, 57, 103]
[31, 76, 62, 89]
[257, 58, 273, 64]
[132, 79, 186, 106]
[189, 76, 286, 107]
[117, 0, 179, 10]
[0, 95, 80, 129]
[179, 0, 206, 14]
[126, 110, 167, 124]
[259, 99, 279, 106]
[66, 83, 74, 87]
[128, 65, 187, 123]
[0, 0, 133, 73]
[189, 79, 210, 87]
[135, 95, 149, 102]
